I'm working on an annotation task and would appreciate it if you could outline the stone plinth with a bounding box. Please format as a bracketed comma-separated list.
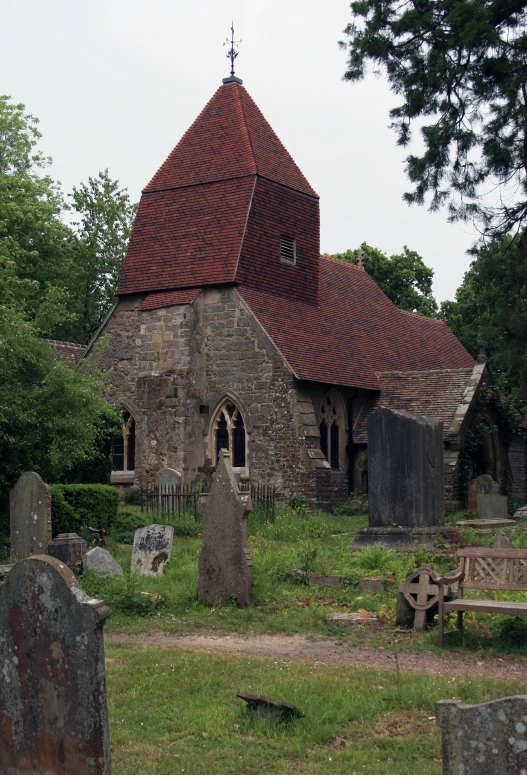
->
[478, 493, 508, 521]
[354, 408, 446, 547]
[0, 555, 111, 774]
[198, 449, 253, 607]
[47, 532, 88, 572]
[436, 695, 527, 774]
[10, 471, 52, 561]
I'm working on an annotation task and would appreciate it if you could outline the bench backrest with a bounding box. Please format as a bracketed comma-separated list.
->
[456, 548, 527, 592]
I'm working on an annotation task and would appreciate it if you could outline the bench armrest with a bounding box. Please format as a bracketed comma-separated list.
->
[436, 570, 463, 586]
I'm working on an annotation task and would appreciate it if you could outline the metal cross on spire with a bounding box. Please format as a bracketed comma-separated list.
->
[224, 21, 242, 77]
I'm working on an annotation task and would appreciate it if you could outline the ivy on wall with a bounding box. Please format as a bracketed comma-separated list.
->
[457, 384, 523, 508]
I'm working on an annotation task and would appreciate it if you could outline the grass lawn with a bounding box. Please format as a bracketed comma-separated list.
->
[81, 507, 527, 655]
[106, 643, 527, 775]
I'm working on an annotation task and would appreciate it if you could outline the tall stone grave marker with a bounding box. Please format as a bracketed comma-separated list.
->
[0, 555, 111, 774]
[131, 524, 174, 576]
[436, 695, 527, 774]
[354, 408, 446, 547]
[198, 449, 253, 606]
[10, 471, 51, 561]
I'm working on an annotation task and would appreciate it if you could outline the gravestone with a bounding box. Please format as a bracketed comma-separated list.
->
[0, 555, 111, 774]
[131, 524, 174, 576]
[478, 493, 509, 521]
[198, 449, 253, 607]
[83, 546, 124, 576]
[513, 505, 527, 520]
[468, 474, 499, 511]
[436, 695, 527, 774]
[396, 565, 452, 630]
[47, 532, 88, 572]
[10, 471, 52, 561]
[155, 467, 181, 488]
[354, 408, 446, 547]
[493, 530, 514, 549]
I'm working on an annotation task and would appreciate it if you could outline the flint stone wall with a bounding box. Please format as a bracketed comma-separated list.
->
[0, 555, 111, 775]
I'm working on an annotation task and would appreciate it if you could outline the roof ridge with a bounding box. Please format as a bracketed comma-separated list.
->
[320, 253, 362, 270]
[375, 367, 474, 376]
[235, 84, 257, 174]
[397, 307, 444, 323]
[42, 338, 86, 350]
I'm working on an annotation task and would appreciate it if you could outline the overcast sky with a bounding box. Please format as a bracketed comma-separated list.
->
[3, 0, 479, 302]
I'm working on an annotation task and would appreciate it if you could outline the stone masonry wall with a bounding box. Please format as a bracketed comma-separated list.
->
[88, 288, 351, 507]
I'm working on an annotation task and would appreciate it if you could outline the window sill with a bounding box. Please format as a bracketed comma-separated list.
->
[111, 471, 136, 485]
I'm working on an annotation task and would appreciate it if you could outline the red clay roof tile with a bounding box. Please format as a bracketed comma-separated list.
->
[145, 82, 317, 197]
[354, 368, 476, 441]
[238, 256, 474, 391]
[140, 288, 201, 311]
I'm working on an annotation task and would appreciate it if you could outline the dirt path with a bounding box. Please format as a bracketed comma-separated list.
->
[106, 631, 527, 682]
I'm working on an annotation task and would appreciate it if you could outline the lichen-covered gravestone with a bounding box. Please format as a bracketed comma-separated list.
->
[436, 695, 527, 775]
[155, 468, 181, 488]
[10, 471, 52, 561]
[198, 449, 253, 607]
[468, 473, 499, 510]
[0, 555, 111, 775]
[354, 408, 446, 547]
[131, 524, 174, 576]
[83, 546, 124, 576]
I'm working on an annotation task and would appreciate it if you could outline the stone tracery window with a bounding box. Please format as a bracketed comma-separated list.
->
[319, 391, 344, 470]
[213, 401, 246, 468]
[111, 410, 135, 473]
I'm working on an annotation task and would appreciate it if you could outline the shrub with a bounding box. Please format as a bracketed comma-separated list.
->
[110, 510, 151, 544]
[51, 484, 119, 535]
[123, 488, 142, 507]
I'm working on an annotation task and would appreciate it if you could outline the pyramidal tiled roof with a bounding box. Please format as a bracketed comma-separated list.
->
[144, 81, 317, 197]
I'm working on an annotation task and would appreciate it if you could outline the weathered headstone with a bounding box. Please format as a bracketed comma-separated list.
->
[493, 530, 514, 549]
[198, 449, 253, 607]
[10, 471, 51, 561]
[47, 532, 88, 572]
[478, 493, 509, 521]
[83, 546, 124, 576]
[468, 474, 499, 511]
[131, 524, 173, 576]
[155, 467, 182, 488]
[0, 555, 111, 774]
[237, 691, 304, 719]
[354, 408, 446, 547]
[513, 505, 527, 520]
[436, 695, 527, 775]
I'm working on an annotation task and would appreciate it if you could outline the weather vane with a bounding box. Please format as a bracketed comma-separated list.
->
[224, 20, 242, 77]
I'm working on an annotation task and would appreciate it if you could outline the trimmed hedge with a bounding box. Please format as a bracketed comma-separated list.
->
[111, 510, 152, 543]
[50, 484, 119, 535]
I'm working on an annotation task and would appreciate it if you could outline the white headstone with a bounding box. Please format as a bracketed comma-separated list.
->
[131, 524, 174, 576]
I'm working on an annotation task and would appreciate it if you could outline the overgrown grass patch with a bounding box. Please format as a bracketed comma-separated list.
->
[106, 644, 526, 775]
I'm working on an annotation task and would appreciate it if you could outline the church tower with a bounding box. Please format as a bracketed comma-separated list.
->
[118, 77, 320, 306]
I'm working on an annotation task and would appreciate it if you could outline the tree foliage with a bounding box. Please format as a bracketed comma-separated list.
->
[340, 0, 527, 242]
[441, 235, 527, 400]
[69, 170, 137, 342]
[0, 95, 136, 344]
[332, 242, 438, 316]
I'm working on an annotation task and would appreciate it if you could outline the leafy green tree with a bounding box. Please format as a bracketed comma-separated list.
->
[0, 297, 121, 529]
[339, 0, 527, 243]
[441, 235, 527, 400]
[332, 242, 438, 316]
[68, 170, 137, 342]
[0, 95, 76, 323]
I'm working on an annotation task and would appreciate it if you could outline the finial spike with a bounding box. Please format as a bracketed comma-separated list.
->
[223, 21, 242, 79]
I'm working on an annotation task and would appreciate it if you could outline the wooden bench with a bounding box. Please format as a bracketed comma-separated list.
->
[437, 548, 527, 647]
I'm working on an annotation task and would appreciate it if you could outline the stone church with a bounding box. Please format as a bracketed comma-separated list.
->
[85, 74, 526, 509]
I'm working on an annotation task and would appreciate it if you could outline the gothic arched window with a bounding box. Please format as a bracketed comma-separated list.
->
[319, 391, 345, 470]
[112, 410, 135, 472]
[213, 402, 246, 468]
